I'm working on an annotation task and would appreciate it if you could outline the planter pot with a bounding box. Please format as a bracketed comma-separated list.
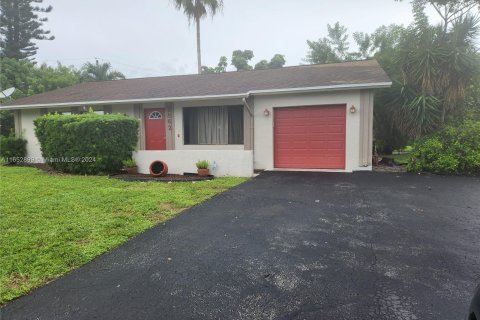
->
[150, 160, 168, 177]
[126, 166, 138, 175]
[197, 168, 209, 177]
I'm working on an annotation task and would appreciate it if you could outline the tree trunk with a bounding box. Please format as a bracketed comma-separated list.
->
[12, 1, 20, 59]
[196, 17, 202, 74]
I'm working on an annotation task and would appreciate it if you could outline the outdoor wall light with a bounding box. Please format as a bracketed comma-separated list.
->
[350, 105, 357, 113]
[264, 109, 270, 116]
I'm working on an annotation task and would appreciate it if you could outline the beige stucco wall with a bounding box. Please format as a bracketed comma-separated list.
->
[359, 91, 375, 167]
[253, 90, 373, 172]
[134, 99, 251, 176]
[17, 90, 374, 176]
[18, 109, 44, 162]
[134, 150, 253, 177]
[113, 104, 135, 117]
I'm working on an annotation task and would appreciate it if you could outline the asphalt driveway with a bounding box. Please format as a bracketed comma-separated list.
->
[2, 172, 480, 320]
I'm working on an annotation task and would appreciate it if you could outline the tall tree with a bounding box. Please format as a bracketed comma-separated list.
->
[305, 22, 353, 64]
[253, 59, 269, 70]
[231, 50, 254, 71]
[201, 55, 227, 74]
[254, 54, 286, 70]
[1, 58, 81, 98]
[203, 52, 286, 72]
[0, 0, 54, 60]
[0, 57, 34, 99]
[173, 0, 223, 74]
[396, 0, 479, 33]
[433, 0, 479, 32]
[32, 62, 82, 92]
[352, 32, 373, 59]
[393, 2, 480, 137]
[268, 54, 286, 69]
[462, 82, 480, 121]
[368, 25, 409, 154]
[0, 57, 81, 136]
[80, 60, 125, 82]
[306, 22, 405, 64]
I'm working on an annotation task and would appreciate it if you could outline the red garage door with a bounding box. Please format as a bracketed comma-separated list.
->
[274, 105, 346, 169]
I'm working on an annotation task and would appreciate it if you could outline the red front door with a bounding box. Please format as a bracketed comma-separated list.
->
[144, 108, 166, 150]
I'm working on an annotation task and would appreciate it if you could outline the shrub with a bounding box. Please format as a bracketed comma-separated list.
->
[0, 135, 27, 163]
[407, 121, 480, 175]
[34, 112, 139, 174]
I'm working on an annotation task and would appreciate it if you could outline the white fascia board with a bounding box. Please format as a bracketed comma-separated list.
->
[0, 82, 392, 110]
[0, 93, 247, 110]
[248, 82, 392, 96]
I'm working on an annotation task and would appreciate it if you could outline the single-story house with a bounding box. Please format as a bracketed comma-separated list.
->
[0, 59, 391, 177]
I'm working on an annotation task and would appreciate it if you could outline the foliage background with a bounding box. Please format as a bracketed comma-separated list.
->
[407, 121, 480, 175]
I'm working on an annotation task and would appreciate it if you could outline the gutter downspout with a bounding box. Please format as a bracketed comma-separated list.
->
[242, 96, 253, 117]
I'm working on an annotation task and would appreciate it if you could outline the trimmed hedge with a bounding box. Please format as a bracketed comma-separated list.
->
[34, 112, 139, 174]
[0, 135, 27, 163]
[407, 121, 480, 175]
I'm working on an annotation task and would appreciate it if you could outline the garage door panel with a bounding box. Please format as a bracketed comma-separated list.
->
[326, 109, 345, 116]
[308, 142, 328, 149]
[277, 120, 331, 128]
[326, 125, 345, 133]
[309, 126, 335, 134]
[308, 141, 344, 150]
[274, 105, 346, 169]
[326, 133, 346, 141]
[277, 143, 309, 150]
[327, 144, 345, 151]
[277, 127, 308, 134]
[276, 137, 308, 143]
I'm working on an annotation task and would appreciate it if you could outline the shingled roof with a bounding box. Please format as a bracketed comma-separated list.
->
[1, 59, 391, 109]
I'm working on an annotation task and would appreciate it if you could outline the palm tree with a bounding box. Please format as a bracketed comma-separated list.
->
[393, 12, 479, 138]
[173, 0, 224, 74]
[81, 60, 125, 82]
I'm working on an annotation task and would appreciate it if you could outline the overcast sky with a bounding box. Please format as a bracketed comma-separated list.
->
[34, 0, 439, 78]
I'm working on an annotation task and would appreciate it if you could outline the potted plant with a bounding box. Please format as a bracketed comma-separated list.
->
[196, 160, 209, 177]
[122, 159, 137, 174]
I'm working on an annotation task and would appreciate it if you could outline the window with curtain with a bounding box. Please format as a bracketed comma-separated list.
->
[184, 106, 244, 145]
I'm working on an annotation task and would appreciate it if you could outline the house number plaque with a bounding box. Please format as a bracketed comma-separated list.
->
[167, 110, 173, 131]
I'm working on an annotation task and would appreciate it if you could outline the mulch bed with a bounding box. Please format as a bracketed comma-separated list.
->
[111, 173, 214, 182]
[373, 156, 407, 173]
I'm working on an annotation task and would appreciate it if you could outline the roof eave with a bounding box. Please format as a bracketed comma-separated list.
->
[248, 82, 392, 96]
[0, 93, 248, 110]
[0, 82, 392, 110]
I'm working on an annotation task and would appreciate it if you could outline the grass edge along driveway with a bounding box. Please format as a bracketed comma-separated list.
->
[0, 166, 246, 304]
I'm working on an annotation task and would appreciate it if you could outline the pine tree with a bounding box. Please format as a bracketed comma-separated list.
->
[0, 0, 54, 60]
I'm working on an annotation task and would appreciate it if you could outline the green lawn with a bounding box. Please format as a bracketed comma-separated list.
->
[0, 166, 246, 304]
